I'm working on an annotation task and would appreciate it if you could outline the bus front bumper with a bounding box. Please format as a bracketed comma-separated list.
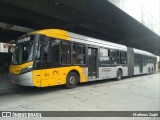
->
[9, 72, 34, 86]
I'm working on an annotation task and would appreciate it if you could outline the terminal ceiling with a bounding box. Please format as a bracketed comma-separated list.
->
[0, 0, 159, 55]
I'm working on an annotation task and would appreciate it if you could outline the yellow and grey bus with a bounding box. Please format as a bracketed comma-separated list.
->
[9, 29, 157, 88]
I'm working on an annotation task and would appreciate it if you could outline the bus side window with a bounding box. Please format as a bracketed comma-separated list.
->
[61, 41, 71, 64]
[41, 39, 50, 68]
[120, 51, 127, 64]
[111, 50, 119, 64]
[143, 56, 146, 65]
[50, 39, 60, 65]
[134, 54, 140, 66]
[43, 42, 49, 61]
[73, 43, 86, 64]
[100, 48, 110, 65]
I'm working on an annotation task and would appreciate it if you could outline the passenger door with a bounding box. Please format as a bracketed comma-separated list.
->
[88, 47, 98, 79]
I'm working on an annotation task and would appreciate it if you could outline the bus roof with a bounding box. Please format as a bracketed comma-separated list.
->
[31, 29, 70, 40]
[30, 29, 156, 57]
[68, 31, 127, 51]
[31, 29, 127, 51]
[133, 48, 156, 57]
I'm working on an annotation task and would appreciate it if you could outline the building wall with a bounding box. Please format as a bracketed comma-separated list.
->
[108, 0, 160, 36]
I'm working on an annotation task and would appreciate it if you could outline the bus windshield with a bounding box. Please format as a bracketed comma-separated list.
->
[12, 40, 35, 65]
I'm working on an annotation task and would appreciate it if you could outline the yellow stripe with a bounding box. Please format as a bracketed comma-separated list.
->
[9, 61, 33, 75]
[30, 29, 70, 41]
[32, 66, 88, 87]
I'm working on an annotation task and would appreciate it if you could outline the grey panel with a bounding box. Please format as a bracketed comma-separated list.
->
[9, 72, 34, 86]
[68, 32, 127, 51]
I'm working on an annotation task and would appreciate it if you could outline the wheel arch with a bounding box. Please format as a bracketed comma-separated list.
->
[67, 69, 80, 82]
[117, 68, 123, 76]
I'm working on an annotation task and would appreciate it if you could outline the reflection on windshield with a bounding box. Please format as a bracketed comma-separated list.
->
[12, 42, 34, 65]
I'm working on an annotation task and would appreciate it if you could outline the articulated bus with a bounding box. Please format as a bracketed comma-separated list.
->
[9, 29, 157, 88]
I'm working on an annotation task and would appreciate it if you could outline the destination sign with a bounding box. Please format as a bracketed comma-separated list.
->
[17, 37, 31, 43]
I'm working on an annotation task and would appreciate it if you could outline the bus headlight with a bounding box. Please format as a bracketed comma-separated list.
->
[20, 65, 33, 74]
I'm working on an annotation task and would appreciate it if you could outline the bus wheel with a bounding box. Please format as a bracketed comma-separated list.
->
[116, 69, 122, 80]
[66, 72, 79, 89]
[148, 68, 151, 74]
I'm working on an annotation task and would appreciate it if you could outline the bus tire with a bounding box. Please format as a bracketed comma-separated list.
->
[116, 69, 122, 80]
[148, 68, 151, 74]
[66, 72, 79, 89]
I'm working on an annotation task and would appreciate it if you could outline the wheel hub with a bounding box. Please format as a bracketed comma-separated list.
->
[69, 76, 76, 84]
